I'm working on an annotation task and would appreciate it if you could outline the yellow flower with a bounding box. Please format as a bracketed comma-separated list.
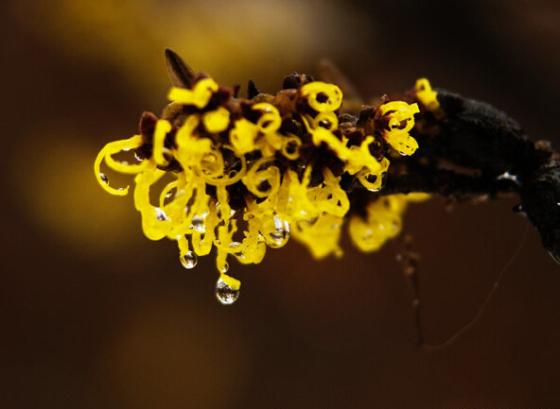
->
[168, 78, 218, 108]
[230, 118, 259, 155]
[415, 78, 440, 112]
[300, 81, 343, 112]
[203, 107, 230, 133]
[379, 101, 420, 156]
[94, 66, 436, 303]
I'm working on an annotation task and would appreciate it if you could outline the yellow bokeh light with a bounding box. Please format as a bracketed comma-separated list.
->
[12, 131, 137, 255]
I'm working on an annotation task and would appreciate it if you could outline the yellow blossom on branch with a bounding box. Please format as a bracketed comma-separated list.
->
[94, 51, 436, 304]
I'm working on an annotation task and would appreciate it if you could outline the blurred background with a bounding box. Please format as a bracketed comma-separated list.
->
[2, 0, 560, 407]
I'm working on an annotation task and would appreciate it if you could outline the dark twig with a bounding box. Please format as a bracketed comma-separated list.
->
[382, 169, 519, 198]
[380, 88, 559, 262]
[162, 48, 560, 262]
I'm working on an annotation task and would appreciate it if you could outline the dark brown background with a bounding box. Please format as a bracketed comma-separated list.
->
[2, 1, 560, 408]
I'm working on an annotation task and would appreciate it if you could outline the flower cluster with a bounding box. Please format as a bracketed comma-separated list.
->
[94, 68, 439, 303]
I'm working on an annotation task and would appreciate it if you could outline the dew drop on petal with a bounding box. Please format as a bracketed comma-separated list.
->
[219, 262, 229, 274]
[180, 251, 198, 269]
[215, 277, 240, 305]
[99, 172, 109, 184]
[155, 207, 169, 221]
[229, 241, 242, 252]
[191, 214, 206, 233]
[264, 215, 290, 248]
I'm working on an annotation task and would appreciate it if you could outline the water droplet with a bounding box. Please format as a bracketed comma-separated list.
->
[215, 277, 240, 305]
[513, 203, 526, 217]
[497, 171, 520, 185]
[263, 215, 290, 248]
[219, 262, 229, 274]
[191, 214, 206, 233]
[179, 251, 198, 269]
[361, 229, 374, 242]
[99, 172, 109, 184]
[229, 241, 242, 250]
[155, 207, 169, 221]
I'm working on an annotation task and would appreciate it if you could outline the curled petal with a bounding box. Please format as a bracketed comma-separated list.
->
[93, 134, 145, 196]
[230, 119, 258, 155]
[253, 102, 282, 133]
[168, 78, 218, 108]
[415, 78, 440, 111]
[312, 112, 338, 131]
[281, 135, 302, 160]
[133, 163, 169, 240]
[203, 107, 230, 133]
[243, 158, 280, 198]
[153, 119, 172, 166]
[379, 101, 420, 155]
[159, 179, 179, 208]
[357, 157, 390, 192]
[300, 81, 343, 112]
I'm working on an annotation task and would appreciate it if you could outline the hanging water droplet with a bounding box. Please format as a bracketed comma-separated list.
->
[215, 277, 240, 305]
[263, 215, 290, 248]
[99, 172, 109, 184]
[179, 251, 198, 269]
